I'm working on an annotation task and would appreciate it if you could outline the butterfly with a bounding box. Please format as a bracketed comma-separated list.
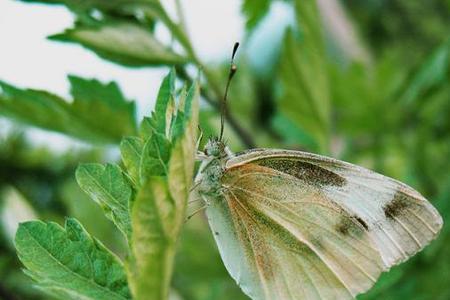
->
[193, 43, 443, 300]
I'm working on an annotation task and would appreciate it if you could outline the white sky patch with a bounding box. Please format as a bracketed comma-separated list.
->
[0, 0, 244, 151]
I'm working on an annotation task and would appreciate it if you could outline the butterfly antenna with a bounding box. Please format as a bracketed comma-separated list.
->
[219, 42, 239, 141]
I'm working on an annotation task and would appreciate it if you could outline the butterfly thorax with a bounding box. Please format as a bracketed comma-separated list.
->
[196, 138, 233, 196]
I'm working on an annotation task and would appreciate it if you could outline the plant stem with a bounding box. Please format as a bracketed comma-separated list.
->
[175, 66, 256, 148]
[174, 0, 188, 38]
[152, 2, 256, 148]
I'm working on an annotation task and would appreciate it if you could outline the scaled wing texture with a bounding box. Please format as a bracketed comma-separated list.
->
[206, 149, 443, 300]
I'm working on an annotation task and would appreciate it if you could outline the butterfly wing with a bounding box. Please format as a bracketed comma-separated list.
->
[227, 149, 443, 267]
[205, 149, 442, 300]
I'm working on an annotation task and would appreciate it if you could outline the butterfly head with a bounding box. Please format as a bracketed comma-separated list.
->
[203, 137, 230, 159]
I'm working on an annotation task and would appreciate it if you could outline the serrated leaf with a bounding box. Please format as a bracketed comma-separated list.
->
[140, 132, 171, 180]
[154, 69, 176, 135]
[168, 82, 199, 220]
[170, 111, 185, 142]
[128, 79, 199, 300]
[69, 75, 132, 109]
[137, 70, 177, 141]
[15, 218, 131, 300]
[277, 0, 330, 153]
[69, 75, 137, 138]
[76, 164, 132, 240]
[139, 116, 154, 140]
[133, 70, 182, 183]
[120, 136, 144, 186]
[51, 22, 187, 67]
[0, 76, 136, 144]
[167, 125, 196, 224]
[170, 83, 198, 141]
[128, 178, 175, 300]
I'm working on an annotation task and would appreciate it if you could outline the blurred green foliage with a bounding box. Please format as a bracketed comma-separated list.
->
[0, 0, 449, 299]
[0, 76, 137, 144]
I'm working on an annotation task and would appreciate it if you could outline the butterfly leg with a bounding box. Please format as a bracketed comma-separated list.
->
[185, 195, 211, 222]
[189, 198, 204, 204]
[186, 204, 208, 221]
[190, 180, 202, 193]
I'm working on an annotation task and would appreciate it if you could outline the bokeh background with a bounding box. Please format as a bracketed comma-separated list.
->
[0, 0, 449, 299]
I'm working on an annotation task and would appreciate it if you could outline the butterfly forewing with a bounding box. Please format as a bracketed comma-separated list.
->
[205, 149, 442, 300]
[227, 150, 443, 267]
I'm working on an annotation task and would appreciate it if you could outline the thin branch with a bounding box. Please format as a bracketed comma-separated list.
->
[174, 0, 188, 38]
[175, 66, 256, 148]
[155, 3, 255, 148]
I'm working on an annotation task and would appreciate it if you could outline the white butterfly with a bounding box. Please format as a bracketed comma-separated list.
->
[193, 43, 443, 300]
[195, 139, 442, 300]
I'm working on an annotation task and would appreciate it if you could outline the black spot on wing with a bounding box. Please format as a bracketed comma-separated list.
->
[384, 190, 411, 219]
[355, 216, 369, 231]
[255, 159, 346, 187]
[335, 215, 369, 236]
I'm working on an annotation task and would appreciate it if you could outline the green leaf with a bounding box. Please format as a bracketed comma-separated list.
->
[129, 69, 184, 183]
[153, 69, 176, 136]
[171, 83, 198, 141]
[19, 0, 152, 11]
[277, 0, 330, 153]
[241, 0, 272, 32]
[62, 70, 200, 300]
[0, 76, 136, 144]
[139, 116, 154, 140]
[19, 0, 159, 29]
[399, 38, 450, 106]
[127, 178, 175, 300]
[127, 80, 199, 300]
[120, 69, 183, 187]
[120, 136, 144, 186]
[168, 83, 199, 214]
[271, 112, 318, 151]
[69, 75, 133, 111]
[140, 132, 172, 180]
[68, 75, 137, 138]
[15, 218, 131, 300]
[50, 22, 187, 67]
[76, 164, 133, 240]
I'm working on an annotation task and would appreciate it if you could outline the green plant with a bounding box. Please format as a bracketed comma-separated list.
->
[0, 0, 449, 299]
[15, 69, 199, 299]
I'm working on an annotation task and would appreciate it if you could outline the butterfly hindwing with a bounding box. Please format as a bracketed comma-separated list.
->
[205, 149, 442, 300]
[207, 164, 384, 299]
